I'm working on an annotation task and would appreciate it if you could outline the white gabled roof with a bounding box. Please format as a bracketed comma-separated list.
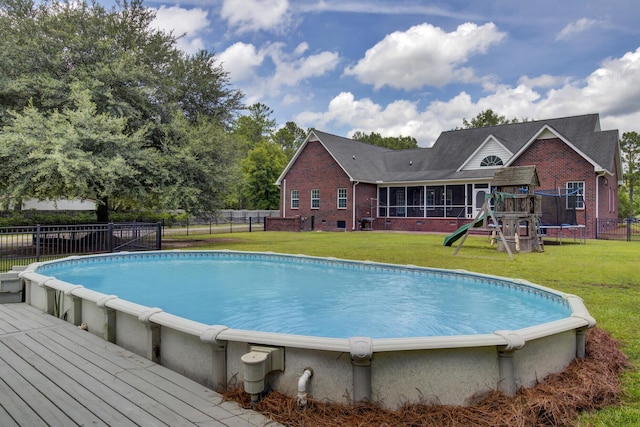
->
[458, 134, 513, 171]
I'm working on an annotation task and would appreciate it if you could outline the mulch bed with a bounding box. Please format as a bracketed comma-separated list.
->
[223, 328, 631, 426]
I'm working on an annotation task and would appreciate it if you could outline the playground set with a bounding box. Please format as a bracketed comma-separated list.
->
[444, 166, 546, 258]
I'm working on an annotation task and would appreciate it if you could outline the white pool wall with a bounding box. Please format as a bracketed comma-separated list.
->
[20, 251, 595, 408]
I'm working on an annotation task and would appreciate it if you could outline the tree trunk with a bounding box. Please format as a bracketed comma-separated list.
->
[96, 196, 109, 223]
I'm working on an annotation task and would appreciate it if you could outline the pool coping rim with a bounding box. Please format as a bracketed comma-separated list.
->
[20, 249, 596, 354]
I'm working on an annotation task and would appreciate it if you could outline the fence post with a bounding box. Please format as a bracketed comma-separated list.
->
[249, 217, 252, 232]
[628, 218, 632, 242]
[156, 222, 162, 250]
[36, 224, 41, 262]
[108, 223, 114, 252]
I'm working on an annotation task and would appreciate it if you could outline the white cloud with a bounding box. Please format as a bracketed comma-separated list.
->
[218, 42, 266, 81]
[220, 41, 339, 101]
[533, 47, 640, 118]
[517, 74, 570, 89]
[151, 6, 210, 54]
[221, 0, 291, 34]
[344, 22, 506, 90]
[556, 17, 600, 41]
[296, 47, 640, 146]
[269, 46, 340, 91]
[296, 1, 476, 21]
[296, 92, 447, 145]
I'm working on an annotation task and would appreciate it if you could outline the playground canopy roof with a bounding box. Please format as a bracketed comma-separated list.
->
[491, 166, 540, 188]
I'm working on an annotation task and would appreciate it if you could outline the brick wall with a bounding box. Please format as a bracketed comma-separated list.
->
[511, 137, 604, 238]
[280, 140, 356, 231]
[265, 217, 301, 232]
[373, 217, 468, 233]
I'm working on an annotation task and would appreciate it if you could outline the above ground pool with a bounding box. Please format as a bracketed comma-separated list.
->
[21, 250, 595, 409]
[35, 251, 572, 339]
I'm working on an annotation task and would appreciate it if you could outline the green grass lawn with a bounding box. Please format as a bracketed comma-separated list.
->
[165, 231, 640, 426]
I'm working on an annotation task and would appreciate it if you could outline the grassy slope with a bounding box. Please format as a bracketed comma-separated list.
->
[166, 231, 640, 426]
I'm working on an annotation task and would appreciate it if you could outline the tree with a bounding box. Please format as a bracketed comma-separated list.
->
[0, 0, 244, 221]
[272, 121, 307, 158]
[232, 103, 276, 153]
[241, 142, 287, 209]
[461, 109, 519, 128]
[157, 112, 241, 215]
[0, 87, 154, 220]
[351, 131, 419, 150]
[620, 131, 640, 218]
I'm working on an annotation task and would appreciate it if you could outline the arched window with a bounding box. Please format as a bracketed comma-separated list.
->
[480, 155, 503, 167]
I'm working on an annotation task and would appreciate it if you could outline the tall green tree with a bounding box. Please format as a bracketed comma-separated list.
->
[0, 87, 154, 220]
[232, 103, 276, 153]
[461, 109, 519, 128]
[272, 121, 307, 158]
[620, 131, 640, 218]
[352, 131, 419, 150]
[241, 142, 287, 210]
[0, 0, 243, 221]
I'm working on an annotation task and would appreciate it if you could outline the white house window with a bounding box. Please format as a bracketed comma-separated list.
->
[311, 189, 320, 209]
[480, 155, 503, 166]
[566, 181, 585, 209]
[337, 188, 347, 209]
[291, 190, 299, 209]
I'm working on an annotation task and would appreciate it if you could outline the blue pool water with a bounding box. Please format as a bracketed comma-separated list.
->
[37, 252, 572, 339]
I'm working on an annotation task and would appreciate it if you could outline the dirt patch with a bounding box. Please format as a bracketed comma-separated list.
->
[223, 328, 631, 427]
[590, 283, 632, 290]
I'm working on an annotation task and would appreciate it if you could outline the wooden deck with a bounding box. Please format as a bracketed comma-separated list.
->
[0, 303, 282, 427]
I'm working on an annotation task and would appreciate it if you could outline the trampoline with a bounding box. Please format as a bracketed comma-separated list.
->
[536, 188, 587, 244]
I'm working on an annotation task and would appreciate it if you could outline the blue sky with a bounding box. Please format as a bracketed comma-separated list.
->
[141, 0, 640, 146]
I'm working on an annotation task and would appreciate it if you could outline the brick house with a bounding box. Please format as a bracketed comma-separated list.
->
[270, 113, 621, 238]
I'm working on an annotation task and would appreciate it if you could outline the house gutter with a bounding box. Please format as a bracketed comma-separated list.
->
[352, 181, 360, 230]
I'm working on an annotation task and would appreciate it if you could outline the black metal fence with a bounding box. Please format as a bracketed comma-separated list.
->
[596, 218, 640, 241]
[0, 223, 161, 272]
[162, 211, 276, 236]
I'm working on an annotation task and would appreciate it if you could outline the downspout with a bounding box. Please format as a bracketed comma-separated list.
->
[352, 181, 359, 230]
[282, 178, 286, 217]
[595, 172, 606, 235]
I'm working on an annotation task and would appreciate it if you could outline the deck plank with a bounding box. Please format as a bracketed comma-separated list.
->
[0, 377, 46, 427]
[0, 338, 108, 426]
[40, 327, 221, 424]
[22, 329, 193, 426]
[0, 303, 58, 331]
[0, 343, 77, 426]
[0, 303, 281, 427]
[7, 333, 141, 427]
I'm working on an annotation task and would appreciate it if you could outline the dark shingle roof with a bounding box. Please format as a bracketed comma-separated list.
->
[282, 114, 619, 185]
[309, 130, 390, 182]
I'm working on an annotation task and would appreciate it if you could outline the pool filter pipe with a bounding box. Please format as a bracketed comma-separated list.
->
[297, 368, 314, 408]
